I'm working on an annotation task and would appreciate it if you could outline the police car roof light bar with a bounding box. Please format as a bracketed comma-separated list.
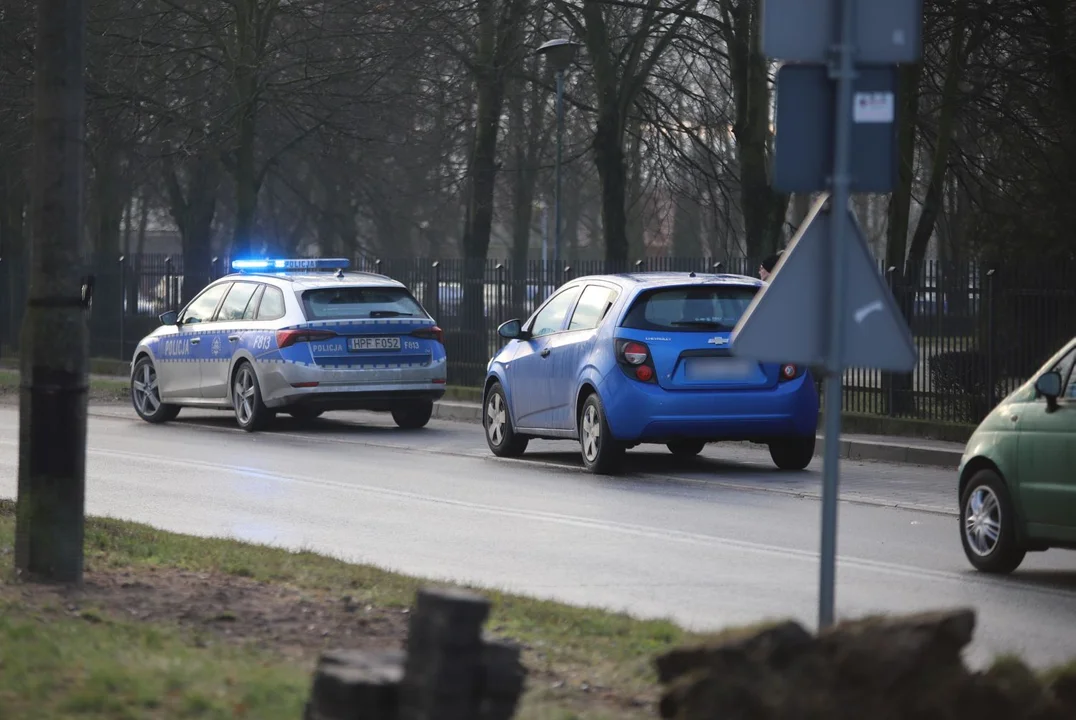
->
[231, 258, 352, 272]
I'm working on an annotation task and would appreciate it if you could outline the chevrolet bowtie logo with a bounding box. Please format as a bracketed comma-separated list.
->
[707, 336, 729, 345]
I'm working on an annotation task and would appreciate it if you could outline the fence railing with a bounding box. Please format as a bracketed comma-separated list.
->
[1, 253, 1073, 426]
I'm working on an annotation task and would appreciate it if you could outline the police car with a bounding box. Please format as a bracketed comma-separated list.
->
[129, 258, 447, 431]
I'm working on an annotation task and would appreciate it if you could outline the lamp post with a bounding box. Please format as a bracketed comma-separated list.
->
[536, 38, 581, 288]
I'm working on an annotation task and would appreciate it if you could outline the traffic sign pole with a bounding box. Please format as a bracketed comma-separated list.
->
[818, 0, 858, 630]
[750, 0, 923, 633]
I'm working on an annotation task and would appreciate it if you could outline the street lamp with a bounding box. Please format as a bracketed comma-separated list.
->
[536, 38, 582, 287]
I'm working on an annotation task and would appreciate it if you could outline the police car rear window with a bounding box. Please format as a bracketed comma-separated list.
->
[301, 287, 426, 320]
[621, 285, 757, 332]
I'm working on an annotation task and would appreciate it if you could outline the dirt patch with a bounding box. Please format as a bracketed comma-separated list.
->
[0, 565, 653, 716]
[1, 565, 409, 660]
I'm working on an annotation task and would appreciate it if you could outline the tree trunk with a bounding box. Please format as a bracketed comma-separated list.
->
[885, 62, 924, 275]
[89, 133, 127, 357]
[165, 155, 221, 305]
[564, 190, 582, 265]
[16, 0, 89, 584]
[594, 110, 629, 268]
[0, 161, 28, 353]
[672, 193, 701, 257]
[905, 0, 979, 275]
[509, 147, 537, 316]
[458, 0, 523, 383]
[126, 191, 150, 318]
[626, 116, 646, 259]
[232, 87, 258, 256]
[727, 0, 788, 258]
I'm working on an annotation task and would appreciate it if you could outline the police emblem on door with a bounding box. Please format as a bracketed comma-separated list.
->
[212, 336, 222, 356]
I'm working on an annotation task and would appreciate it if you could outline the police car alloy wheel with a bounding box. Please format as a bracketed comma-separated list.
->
[131, 357, 180, 423]
[484, 382, 527, 457]
[579, 393, 623, 475]
[232, 361, 271, 432]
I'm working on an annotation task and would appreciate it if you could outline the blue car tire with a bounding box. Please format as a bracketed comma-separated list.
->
[579, 392, 624, 475]
[667, 440, 706, 457]
[484, 381, 528, 457]
[768, 437, 815, 471]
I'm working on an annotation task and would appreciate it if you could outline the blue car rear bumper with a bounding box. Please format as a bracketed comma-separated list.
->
[597, 372, 820, 443]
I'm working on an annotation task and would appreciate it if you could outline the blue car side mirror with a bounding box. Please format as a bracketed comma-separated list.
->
[498, 319, 525, 340]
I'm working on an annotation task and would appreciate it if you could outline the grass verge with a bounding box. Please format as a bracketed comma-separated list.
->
[0, 369, 130, 403]
[0, 499, 686, 719]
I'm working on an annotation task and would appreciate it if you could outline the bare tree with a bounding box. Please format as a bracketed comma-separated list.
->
[555, 0, 697, 265]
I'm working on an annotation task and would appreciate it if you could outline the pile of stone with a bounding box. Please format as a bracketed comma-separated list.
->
[656, 608, 1076, 720]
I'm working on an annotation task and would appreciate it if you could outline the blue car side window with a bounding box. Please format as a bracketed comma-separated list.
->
[569, 285, 618, 331]
[531, 286, 583, 337]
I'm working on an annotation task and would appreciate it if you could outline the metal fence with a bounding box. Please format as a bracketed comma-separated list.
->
[1, 253, 1073, 426]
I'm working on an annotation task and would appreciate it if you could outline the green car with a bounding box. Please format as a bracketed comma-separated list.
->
[958, 337, 1076, 573]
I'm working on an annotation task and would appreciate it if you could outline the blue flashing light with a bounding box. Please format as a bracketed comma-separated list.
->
[231, 258, 351, 272]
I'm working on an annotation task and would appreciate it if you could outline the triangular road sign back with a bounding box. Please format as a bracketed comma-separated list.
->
[731, 198, 918, 372]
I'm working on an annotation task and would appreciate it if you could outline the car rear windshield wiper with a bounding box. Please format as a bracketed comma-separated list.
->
[369, 310, 414, 317]
[670, 320, 732, 329]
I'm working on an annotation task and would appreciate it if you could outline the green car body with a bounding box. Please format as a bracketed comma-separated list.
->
[957, 337, 1076, 573]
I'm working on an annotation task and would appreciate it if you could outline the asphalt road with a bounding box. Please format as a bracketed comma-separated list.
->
[2, 403, 1075, 669]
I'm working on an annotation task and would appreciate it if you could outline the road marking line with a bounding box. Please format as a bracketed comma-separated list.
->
[5, 440, 1066, 600]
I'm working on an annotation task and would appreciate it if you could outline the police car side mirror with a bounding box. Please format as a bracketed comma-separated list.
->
[498, 318, 526, 340]
[159, 310, 179, 326]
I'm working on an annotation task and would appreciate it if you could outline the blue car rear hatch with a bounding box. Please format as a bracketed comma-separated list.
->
[616, 282, 779, 391]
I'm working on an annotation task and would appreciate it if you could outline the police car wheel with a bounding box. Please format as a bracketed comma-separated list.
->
[769, 436, 815, 471]
[232, 362, 271, 432]
[391, 400, 433, 429]
[579, 393, 624, 475]
[131, 357, 180, 423]
[484, 382, 527, 457]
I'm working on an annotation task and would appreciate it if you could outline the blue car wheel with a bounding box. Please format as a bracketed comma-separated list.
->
[579, 392, 624, 475]
[484, 381, 528, 457]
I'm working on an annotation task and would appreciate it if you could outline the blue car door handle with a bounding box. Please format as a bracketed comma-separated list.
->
[228, 334, 240, 342]
[540, 348, 551, 358]
[190, 337, 201, 344]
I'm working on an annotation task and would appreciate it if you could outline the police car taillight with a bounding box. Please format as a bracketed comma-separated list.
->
[276, 329, 337, 349]
[411, 325, 444, 345]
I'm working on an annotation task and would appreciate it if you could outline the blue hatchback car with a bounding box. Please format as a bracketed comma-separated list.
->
[482, 272, 820, 474]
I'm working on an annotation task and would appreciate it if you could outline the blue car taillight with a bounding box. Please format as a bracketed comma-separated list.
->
[615, 339, 657, 383]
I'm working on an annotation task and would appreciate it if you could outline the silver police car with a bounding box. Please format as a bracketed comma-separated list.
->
[129, 258, 447, 431]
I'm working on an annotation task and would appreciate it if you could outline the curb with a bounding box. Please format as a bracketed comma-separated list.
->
[433, 401, 964, 470]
